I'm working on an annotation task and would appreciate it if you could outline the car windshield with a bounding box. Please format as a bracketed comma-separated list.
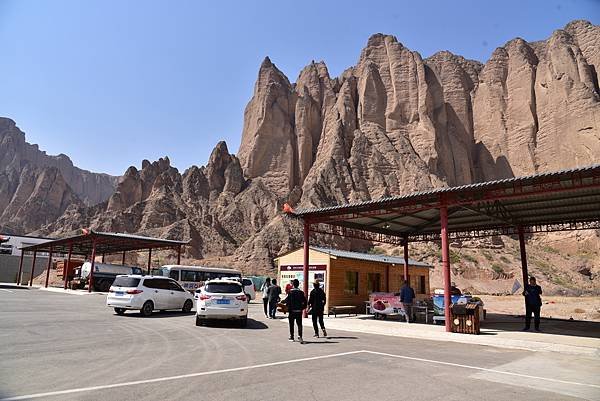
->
[242, 279, 253, 286]
[205, 283, 242, 294]
[112, 277, 140, 288]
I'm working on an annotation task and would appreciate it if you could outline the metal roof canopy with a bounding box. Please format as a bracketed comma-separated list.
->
[288, 164, 600, 333]
[17, 231, 189, 292]
[20, 231, 189, 256]
[291, 164, 600, 244]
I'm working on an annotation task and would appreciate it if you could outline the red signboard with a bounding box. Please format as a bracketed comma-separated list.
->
[280, 264, 326, 271]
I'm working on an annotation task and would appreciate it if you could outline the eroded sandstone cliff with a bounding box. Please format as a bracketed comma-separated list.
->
[4, 20, 599, 291]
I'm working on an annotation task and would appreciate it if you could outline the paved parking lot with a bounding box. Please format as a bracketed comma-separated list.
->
[1, 288, 599, 400]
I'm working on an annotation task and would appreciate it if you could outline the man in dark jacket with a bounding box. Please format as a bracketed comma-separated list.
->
[400, 280, 416, 323]
[267, 279, 282, 319]
[308, 280, 327, 338]
[285, 279, 306, 343]
[523, 276, 543, 331]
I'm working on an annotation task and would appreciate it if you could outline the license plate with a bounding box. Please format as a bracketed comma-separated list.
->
[115, 291, 124, 296]
[216, 299, 230, 305]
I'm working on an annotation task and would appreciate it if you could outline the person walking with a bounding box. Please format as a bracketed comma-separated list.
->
[308, 280, 327, 338]
[267, 279, 282, 319]
[285, 279, 306, 343]
[260, 278, 272, 318]
[523, 276, 543, 331]
[400, 280, 415, 323]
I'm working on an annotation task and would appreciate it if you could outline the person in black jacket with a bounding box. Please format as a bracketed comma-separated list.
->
[267, 279, 282, 319]
[523, 276, 543, 331]
[308, 280, 327, 337]
[285, 279, 306, 343]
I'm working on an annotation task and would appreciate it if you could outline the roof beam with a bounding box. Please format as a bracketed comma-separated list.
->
[411, 207, 462, 233]
[459, 202, 517, 226]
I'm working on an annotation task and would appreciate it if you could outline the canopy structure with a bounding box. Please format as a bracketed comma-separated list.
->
[17, 230, 189, 292]
[287, 164, 600, 331]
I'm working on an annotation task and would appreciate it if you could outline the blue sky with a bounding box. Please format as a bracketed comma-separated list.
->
[0, 0, 598, 176]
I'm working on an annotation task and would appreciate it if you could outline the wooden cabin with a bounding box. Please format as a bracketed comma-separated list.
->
[274, 247, 432, 312]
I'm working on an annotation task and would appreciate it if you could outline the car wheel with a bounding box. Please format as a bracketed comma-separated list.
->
[195, 315, 204, 326]
[239, 316, 248, 328]
[182, 299, 193, 313]
[114, 308, 125, 315]
[140, 301, 153, 317]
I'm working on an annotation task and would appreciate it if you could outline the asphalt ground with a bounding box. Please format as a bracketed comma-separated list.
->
[0, 288, 599, 401]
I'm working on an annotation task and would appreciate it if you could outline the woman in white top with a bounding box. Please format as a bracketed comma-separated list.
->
[260, 278, 272, 317]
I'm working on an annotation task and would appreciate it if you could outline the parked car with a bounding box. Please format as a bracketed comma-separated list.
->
[242, 277, 256, 301]
[107, 275, 194, 317]
[195, 279, 248, 327]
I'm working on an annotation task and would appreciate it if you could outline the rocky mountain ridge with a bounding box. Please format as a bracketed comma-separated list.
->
[2, 20, 599, 293]
[0, 118, 118, 233]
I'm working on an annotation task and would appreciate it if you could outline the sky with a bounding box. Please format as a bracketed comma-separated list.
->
[0, 0, 598, 176]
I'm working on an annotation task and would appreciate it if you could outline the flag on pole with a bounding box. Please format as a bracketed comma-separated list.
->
[511, 279, 522, 294]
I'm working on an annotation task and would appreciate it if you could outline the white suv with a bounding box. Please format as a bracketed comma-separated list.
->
[196, 279, 248, 327]
[242, 278, 256, 301]
[107, 275, 194, 317]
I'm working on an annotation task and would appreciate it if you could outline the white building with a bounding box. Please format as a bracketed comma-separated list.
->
[0, 234, 54, 257]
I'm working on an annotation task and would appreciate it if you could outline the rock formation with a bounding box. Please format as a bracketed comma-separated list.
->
[0, 118, 117, 206]
[239, 20, 599, 205]
[0, 118, 118, 234]
[2, 20, 599, 285]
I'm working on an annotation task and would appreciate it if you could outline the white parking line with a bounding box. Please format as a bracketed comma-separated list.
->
[363, 350, 600, 389]
[0, 351, 364, 400]
[2, 349, 597, 400]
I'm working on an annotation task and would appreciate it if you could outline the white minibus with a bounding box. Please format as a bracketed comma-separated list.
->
[154, 265, 242, 291]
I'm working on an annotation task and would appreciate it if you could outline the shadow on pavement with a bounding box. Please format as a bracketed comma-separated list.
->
[322, 336, 358, 340]
[300, 340, 339, 344]
[200, 318, 268, 330]
[482, 313, 600, 339]
[114, 311, 196, 318]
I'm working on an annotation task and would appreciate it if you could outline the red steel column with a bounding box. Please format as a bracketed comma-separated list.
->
[29, 251, 37, 287]
[147, 248, 152, 275]
[121, 251, 126, 265]
[177, 245, 182, 265]
[44, 246, 53, 288]
[440, 204, 452, 332]
[88, 241, 97, 293]
[17, 251, 25, 285]
[403, 234, 409, 282]
[64, 244, 73, 290]
[517, 226, 529, 286]
[303, 220, 310, 318]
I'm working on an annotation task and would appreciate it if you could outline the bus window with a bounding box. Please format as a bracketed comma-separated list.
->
[181, 270, 197, 282]
[169, 270, 179, 280]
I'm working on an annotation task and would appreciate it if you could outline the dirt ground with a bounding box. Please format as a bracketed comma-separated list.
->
[478, 294, 600, 322]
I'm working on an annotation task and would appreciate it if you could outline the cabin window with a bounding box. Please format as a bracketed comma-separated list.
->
[418, 275, 426, 294]
[344, 271, 359, 295]
[367, 273, 381, 293]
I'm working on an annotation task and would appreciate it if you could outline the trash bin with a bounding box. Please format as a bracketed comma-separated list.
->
[450, 303, 480, 334]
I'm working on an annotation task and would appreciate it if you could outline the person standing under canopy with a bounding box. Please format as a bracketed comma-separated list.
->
[523, 276, 543, 332]
[400, 280, 415, 323]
